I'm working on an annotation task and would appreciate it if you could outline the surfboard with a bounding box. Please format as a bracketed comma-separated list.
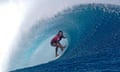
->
[54, 38, 68, 59]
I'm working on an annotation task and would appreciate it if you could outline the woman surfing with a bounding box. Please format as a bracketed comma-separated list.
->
[51, 31, 66, 57]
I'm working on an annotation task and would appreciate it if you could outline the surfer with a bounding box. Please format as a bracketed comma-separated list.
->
[51, 31, 66, 57]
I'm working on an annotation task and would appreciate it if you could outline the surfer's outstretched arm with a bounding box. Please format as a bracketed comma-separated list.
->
[57, 42, 65, 51]
[62, 35, 66, 39]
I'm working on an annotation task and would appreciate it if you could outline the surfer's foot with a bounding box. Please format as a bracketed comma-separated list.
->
[56, 54, 59, 57]
[63, 46, 66, 48]
[62, 46, 66, 50]
[61, 46, 65, 51]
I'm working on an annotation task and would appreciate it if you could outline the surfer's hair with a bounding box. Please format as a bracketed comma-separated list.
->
[57, 30, 63, 35]
[58, 30, 63, 33]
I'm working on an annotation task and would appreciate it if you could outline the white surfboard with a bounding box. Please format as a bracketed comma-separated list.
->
[54, 38, 68, 60]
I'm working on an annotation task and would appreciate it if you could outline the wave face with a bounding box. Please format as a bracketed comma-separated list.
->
[11, 4, 120, 72]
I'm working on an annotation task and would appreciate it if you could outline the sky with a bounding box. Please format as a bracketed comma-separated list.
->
[0, 0, 120, 72]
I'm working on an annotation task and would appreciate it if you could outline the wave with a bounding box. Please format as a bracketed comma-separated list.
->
[10, 4, 120, 72]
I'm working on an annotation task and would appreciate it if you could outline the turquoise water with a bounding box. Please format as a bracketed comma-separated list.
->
[11, 4, 120, 72]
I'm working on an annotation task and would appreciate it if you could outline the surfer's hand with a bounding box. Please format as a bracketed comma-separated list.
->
[63, 36, 66, 39]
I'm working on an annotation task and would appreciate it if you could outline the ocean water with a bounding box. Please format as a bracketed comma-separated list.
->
[11, 4, 120, 72]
